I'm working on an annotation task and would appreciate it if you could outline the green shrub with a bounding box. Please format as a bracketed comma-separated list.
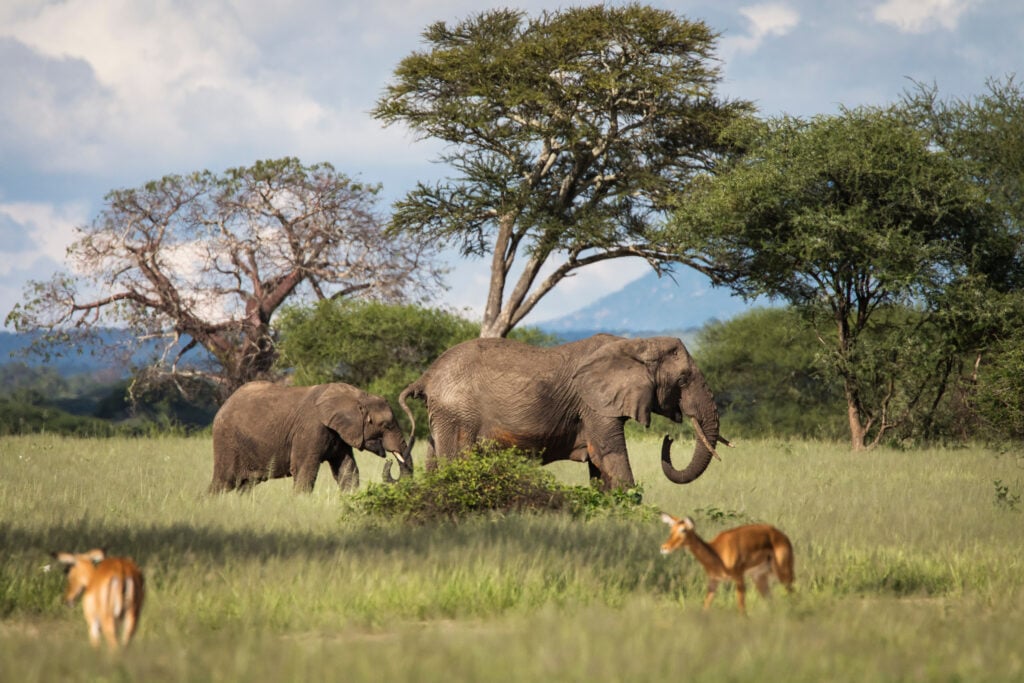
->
[0, 398, 118, 436]
[348, 442, 656, 522]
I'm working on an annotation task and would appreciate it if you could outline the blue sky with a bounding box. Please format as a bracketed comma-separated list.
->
[1, 0, 1020, 329]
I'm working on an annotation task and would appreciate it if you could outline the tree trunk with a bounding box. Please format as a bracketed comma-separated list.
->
[847, 400, 868, 452]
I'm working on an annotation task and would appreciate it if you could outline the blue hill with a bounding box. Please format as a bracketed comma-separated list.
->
[0, 330, 189, 376]
[536, 269, 766, 340]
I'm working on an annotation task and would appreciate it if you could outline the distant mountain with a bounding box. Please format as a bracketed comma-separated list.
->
[0, 330, 186, 376]
[536, 269, 766, 340]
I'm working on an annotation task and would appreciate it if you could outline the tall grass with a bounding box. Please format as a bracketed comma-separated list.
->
[1, 433, 1022, 681]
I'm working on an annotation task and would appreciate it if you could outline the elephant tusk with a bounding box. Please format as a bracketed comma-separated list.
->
[394, 451, 406, 464]
[690, 416, 722, 462]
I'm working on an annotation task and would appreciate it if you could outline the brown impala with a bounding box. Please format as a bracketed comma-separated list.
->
[53, 548, 144, 649]
[660, 513, 794, 614]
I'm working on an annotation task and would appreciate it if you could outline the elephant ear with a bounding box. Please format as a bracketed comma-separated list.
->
[315, 384, 365, 448]
[573, 338, 661, 427]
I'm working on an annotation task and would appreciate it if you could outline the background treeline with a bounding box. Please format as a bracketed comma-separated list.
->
[3, 298, 1022, 444]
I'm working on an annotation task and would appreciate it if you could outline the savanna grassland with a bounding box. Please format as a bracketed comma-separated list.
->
[1, 433, 1022, 682]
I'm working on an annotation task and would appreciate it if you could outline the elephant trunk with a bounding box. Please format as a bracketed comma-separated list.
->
[382, 435, 415, 485]
[661, 386, 720, 485]
[399, 435, 414, 478]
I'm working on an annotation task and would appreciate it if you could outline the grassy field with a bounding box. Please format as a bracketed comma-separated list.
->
[1, 433, 1022, 682]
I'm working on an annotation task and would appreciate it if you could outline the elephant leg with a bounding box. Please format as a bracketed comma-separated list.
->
[429, 411, 474, 463]
[597, 451, 635, 490]
[326, 446, 359, 491]
[208, 476, 234, 494]
[210, 448, 239, 493]
[290, 431, 338, 493]
[584, 417, 636, 490]
[292, 457, 320, 492]
[293, 467, 318, 492]
[424, 437, 438, 472]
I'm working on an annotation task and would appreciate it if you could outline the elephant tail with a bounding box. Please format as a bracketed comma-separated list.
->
[398, 379, 425, 443]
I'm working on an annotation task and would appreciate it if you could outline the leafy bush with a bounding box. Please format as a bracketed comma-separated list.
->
[696, 307, 847, 439]
[348, 442, 656, 523]
[971, 334, 1024, 440]
[0, 398, 119, 436]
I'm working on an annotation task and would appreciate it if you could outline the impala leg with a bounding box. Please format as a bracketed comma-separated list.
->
[122, 610, 138, 646]
[88, 617, 102, 648]
[100, 612, 118, 649]
[752, 564, 773, 599]
[754, 572, 772, 599]
[702, 579, 720, 611]
[735, 578, 747, 615]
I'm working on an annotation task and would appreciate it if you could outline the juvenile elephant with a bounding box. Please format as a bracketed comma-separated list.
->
[399, 334, 721, 490]
[210, 381, 412, 493]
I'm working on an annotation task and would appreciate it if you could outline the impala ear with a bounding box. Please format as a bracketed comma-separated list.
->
[86, 548, 106, 563]
[54, 552, 76, 565]
[660, 512, 678, 526]
[682, 516, 695, 530]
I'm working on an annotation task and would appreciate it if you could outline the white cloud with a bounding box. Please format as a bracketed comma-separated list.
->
[0, 202, 84, 276]
[723, 4, 800, 56]
[872, 0, 977, 33]
[0, 0, 426, 176]
[0, 201, 84, 322]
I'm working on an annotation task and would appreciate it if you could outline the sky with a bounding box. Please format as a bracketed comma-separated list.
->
[1, 0, 1021, 330]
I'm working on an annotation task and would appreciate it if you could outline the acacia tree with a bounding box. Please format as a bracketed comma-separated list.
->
[373, 5, 752, 337]
[6, 158, 442, 395]
[904, 77, 1024, 438]
[670, 106, 1002, 450]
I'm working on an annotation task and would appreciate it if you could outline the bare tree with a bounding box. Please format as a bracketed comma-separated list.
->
[6, 158, 442, 395]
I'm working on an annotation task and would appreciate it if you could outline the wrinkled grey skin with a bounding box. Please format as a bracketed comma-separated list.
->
[399, 334, 720, 490]
[210, 381, 411, 493]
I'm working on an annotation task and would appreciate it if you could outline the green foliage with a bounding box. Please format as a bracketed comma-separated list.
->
[903, 77, 1024, 290]
[691, 506, 749, 524]
[374, 5, 753, 336]
[0, 362, 216, 435]
[696, 307, 846, 439]
[0, 397, 119, 437]
[672, 104, 1006, 448]
[993, 479, 1021, 512]
[276, 299, 479, 387]
[560, 483, 655, 521]
[970, 331, 1024, 439]
[349, 442, 655, 522]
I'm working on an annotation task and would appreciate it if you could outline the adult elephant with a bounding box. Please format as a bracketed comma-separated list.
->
[398, 334, 721, 490]
[210, 381, 412, 493]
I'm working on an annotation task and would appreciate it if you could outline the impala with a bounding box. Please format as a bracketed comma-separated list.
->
[660, 513, 794, 614]
[53, 548, 144, 649]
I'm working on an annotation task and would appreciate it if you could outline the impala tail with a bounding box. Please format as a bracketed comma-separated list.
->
[53, 548, 145, 649]
[660, 513, 794, 614]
